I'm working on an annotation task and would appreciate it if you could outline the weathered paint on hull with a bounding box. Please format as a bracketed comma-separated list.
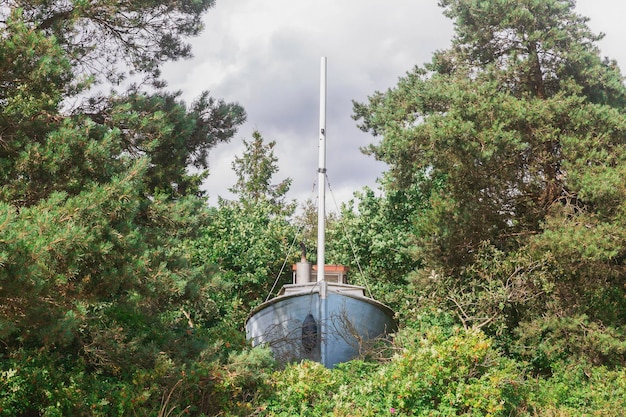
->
[245, 285, 396, 367]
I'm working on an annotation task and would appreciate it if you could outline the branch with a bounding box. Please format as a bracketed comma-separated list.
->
[38, 10, 73, 30]
[446, 295, 470, 329]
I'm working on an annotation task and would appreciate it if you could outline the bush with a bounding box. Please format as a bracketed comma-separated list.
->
[528, 362, 626, 416]
[512, 315, 626, 373]
[0, 349, 136, 416]
[257, 322, 528, 416]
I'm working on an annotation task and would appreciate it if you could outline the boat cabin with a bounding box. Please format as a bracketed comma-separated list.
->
[293, 263, 348, 284]
[280, 262, 366, 298]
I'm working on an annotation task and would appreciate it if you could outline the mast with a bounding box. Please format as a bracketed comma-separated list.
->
[317, 57, 327, 287]
[318, 57, 328, 366]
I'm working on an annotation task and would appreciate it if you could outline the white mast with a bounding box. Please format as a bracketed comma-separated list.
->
[318, 56, 328, 366]
[317, 57, 327, 287]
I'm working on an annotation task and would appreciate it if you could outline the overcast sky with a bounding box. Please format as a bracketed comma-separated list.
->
[161, 0, 626, 210]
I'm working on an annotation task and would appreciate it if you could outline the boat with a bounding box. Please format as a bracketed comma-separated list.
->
[245, 57, 397, 368]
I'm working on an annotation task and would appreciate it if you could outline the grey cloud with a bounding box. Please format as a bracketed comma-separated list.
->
[162, 0, 626, 209]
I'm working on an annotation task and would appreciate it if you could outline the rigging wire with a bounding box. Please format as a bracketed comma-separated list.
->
[264, 234, 299, 303]
[264, 172, 376, 302]
[264, 177, 318, 302]
[326, 174, 374, 299]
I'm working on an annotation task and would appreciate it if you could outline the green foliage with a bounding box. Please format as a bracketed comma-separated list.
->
[412, 244, 557, 339]
[513, 315, 626, 372]
[84, 90, 246, 197]
[257, 317, 527, 416]
[229, 130, 294, 215]
[0, 12, 74, 204]
[147, 346, 277, 417]
[353, 0, 626, 373]
[262, 361, 337, 416]
[186, 129, 298, 321]
[326, 183, 425, 307]
[0, 349, 141, 416]
[252, 310, 626, 415]
[3, 0, 217, 82]
[528, 362, 626, 416]
[0, 4, 249, 415]
[354, 0, 626, 267]
[0, 345, 278, 416]
[189, 199, 297, 322]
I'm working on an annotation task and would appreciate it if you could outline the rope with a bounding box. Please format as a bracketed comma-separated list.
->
[265, 234, 299, 302]
[325, 174, 374, 299]
[264, 173, 376, 301]
[264, 176, 319, 302]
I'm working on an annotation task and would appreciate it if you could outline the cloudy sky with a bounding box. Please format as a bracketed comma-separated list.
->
[162, 0, 626, 210]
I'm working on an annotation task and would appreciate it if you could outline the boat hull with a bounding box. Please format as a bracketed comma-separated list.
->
[245, 284, 396, 367]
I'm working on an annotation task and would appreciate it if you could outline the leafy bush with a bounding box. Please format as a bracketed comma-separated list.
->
[257, 322, 527, 416]
[513, 315, 626, 374]
[527, 362, 626, 416]
[0, 349, 137, 416]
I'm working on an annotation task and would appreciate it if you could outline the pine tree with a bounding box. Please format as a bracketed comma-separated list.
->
[0, 6, 247, 414]
[4, 0, 217, 82]
[354, 0, 626, 366]
[229, 130, 294, 215]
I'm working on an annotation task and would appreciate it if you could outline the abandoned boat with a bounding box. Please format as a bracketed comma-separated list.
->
[245, 58, 397, 368]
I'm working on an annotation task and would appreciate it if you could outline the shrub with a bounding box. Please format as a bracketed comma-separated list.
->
[527, 362, 626, 416]
[257, 323, 528, 416]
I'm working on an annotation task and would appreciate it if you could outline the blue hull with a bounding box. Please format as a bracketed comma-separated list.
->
[245, 283, 396, 367]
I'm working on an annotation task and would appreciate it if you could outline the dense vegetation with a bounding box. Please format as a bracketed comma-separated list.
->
[2, 0, 626, 415]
